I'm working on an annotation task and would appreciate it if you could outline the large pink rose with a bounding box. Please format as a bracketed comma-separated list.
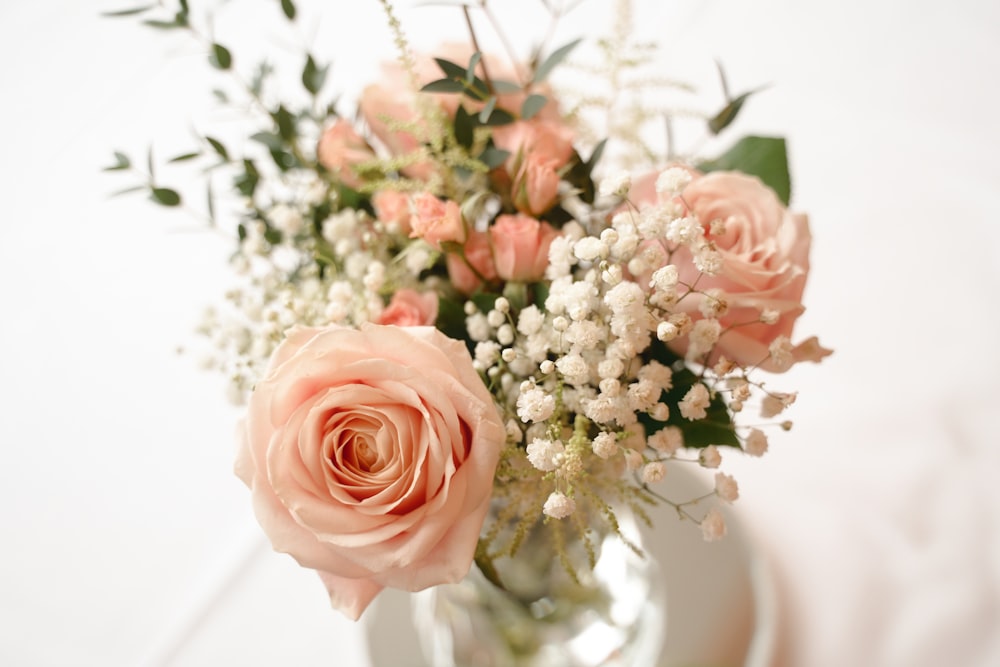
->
[235, 324, 505, 620]
[639, 170, 830, 372]
[489, 213, 559, 282]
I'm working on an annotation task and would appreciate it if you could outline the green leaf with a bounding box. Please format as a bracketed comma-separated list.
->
[168, 151, 201, 163]
[280, 0, 296, 19]
[698, 135, 791, 205]
[103, 151, 131, 171]
[150, 187, 181, 207]
[434, 57, 468, 81]
[521, 94, 547, 120]
[586, 138, 607, 169]
[454, 105, 474, 149]
[662, 376, 739, 449]
[480, 107, 514, 127]
[707, 88, 767, 135]
[250, 131, 283, 150]
[420, 78, 466, 94]
[206, 181, 216, 226]
[533, 38, 581, 83]
[143, 10, 187, 29]
[478, 147, 510, 170]
[234, 159, 260, 197]
[212, 88, 229, 103]
[268, 147, 296, 171]
[301, 54, 327, 95]
[490, 79, 521, 94]
[433, 57, 488, 99]
[465, 52, 482, 82]
[477, 96, 497, 124]
[263, 226, 283, 245]
[639, 343, 739, 449]
[209, 43, 232, 70]
[178, 0, 189, 15]
[101, 5, 156, 17]
[205, 136, 229, 161]
[272, 105, 296, 141]
[251, 61, 273, 97]
[110, 184, 147, 197]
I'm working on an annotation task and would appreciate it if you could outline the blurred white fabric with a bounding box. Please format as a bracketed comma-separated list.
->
[1, 0, 998, 665]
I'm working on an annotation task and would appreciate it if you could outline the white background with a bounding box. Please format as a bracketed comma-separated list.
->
[1, 0, 999, 665]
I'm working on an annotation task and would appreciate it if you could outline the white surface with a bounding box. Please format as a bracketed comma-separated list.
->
[2, 1, 999, 666]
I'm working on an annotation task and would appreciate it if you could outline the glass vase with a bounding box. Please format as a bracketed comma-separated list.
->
[412, 507, 666, 667]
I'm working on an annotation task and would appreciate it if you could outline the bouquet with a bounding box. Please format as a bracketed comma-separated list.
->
[106, 0, 830, 632]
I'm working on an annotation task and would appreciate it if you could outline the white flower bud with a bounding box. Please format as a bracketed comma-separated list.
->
[700, 508, 727, 541]
[543, 491, 576, 519]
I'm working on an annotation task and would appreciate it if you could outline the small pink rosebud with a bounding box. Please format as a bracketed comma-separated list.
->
[446, 231, 498, 295]
[410, 192, 466, 249]
[489, 214, 560, 282]
[372, 191, 412, 235]
[377, 289, 439, 327]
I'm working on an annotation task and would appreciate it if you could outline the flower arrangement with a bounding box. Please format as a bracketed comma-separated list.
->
[106, 0, 830, 624]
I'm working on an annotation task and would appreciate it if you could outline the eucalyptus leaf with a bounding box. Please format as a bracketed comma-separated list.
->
[101, 5, 156, 17]
[478, 147, 510, 170]
[168, 151, 201, 163]
[521, 94, 547, 120]
[454, 105, 474, 149]
[480, 107, 514, 127]
[103, 151, 131, 171]
[490, 79, 521, 94]
[280, 0, 296, 19]
[466, 52, 482, 81]
[478, 96, 498, 124]
[234, 159, 260, 197]
[110, 184, 147, 197]
[420, 78, 466, 94]
[150, 187, 182, 207]
[272, 105, 296, 141]
[301, 54, 327, 95]
[434, 57, 468, 81]
[209, 43, 232, 70]
[698, 135, 791, 205]
[707, 88, 768, 135]
[250, 131, 283, 150]
[533, 38, 581, 83]
[586, 138, 607, 169]
[206, 181, 216, 226]
[205, 136, 229, 161]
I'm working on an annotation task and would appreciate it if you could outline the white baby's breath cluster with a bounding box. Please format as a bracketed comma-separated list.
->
[194, 174, 432, 401]
[456, 171, 801, 540]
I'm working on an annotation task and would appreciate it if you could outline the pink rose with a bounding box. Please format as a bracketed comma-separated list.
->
[410, 192, 466, 248]
[446, 230, 498, 294]
[372, 190, 412, 235]
[378, 289, 438, 327]
[358, 75, 435, 182]
[489, 214, 559, 282]
[316, 119, 375, 190]
[511, 153, 562, 216]
[235, 324, 505, 620]
[640, 170, 830, 371]
[492, 119, 574, 167]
